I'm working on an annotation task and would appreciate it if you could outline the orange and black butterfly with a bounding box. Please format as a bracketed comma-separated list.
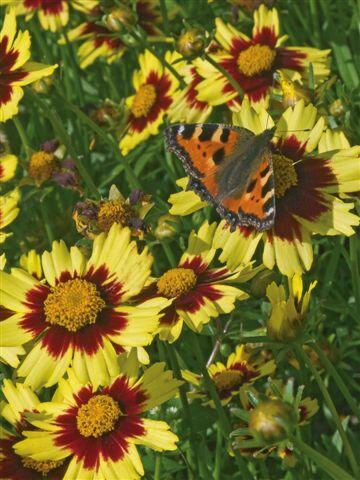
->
[164, 123, 276, 232]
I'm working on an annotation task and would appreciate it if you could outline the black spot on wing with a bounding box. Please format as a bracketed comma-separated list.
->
[260, 164, 270, 178]
[213, 147, 225, 165]
[220, 128, 230, 143]
[246, 178, 257, 193]
[262, 196, 274, 214]
[261, 180, 272, 198]
[199, 125, 218, 142]
[181, 125, 196, 140]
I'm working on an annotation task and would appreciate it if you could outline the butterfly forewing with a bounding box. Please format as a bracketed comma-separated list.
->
[164, 123, 275, 231]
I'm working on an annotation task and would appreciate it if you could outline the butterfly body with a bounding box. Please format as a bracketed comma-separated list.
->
[164, 123, 276, 231]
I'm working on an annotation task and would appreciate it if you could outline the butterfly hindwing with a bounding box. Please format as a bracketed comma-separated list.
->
[164, 123, 275, 231]
[219, 149, 275, 231]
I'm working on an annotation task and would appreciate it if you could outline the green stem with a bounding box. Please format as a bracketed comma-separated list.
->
[29, 91, 99, 198]
[309, 341, 360, 421]
[60, 28, 85, 106]
[159, 0, 170, 34]
[214, 425, 222, 480]
[53, 88, 142, 190]
[289, 434, 354, 480]
[204, 53, 244, 100]
[295, 345, 359, 477]
[40, 200, 55, 245]
[191, 332, 250, 479]
[154, 455, 161, 480]
[349, 236, 360, 320]
[162, 242, 177, 268]
[165, 343, 196, 478]
[12, 117, 32, 161]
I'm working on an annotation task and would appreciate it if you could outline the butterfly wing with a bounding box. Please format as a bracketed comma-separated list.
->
[164, 123, 275, 231]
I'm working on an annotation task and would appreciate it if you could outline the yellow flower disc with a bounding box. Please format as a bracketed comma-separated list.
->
[76, 394, 121, 437]
[21, 458, 64, 475]
[131, 84, 157, 118]
[97, 199, 133, 233]
[28, 151, 56, 185]
[237, 44, 276, 77]
[157, 267, 197, 298]
[213, 369, 244, 392]
[272, 154, 298, 198]
[44, 279, 105, 332]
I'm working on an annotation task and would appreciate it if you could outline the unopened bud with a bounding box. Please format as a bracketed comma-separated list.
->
[154, 214, 181, 239]
[249, 399, 295, 443]
[176, 27, 208, 59]
[329, 99, 344, 117]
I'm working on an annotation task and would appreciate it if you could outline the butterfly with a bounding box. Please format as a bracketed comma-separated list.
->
[164, 123, 277, 232]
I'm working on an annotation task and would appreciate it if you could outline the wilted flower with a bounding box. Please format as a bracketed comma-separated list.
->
[154, 214, 182, 239]
[73, 184, 153, 239]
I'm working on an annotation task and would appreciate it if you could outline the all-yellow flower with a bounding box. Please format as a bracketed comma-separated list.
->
[266, 275, 317, 342]
[0, 8, 57, 122]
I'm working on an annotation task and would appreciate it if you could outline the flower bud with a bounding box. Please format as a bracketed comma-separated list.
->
[249, 399, 295, 443]
[31, 77, 54, 94]
[176, 27, 208, 59]
[106, 5, 136, 32]
[154, 214, 181, 239]
[329, 99, 345, 117]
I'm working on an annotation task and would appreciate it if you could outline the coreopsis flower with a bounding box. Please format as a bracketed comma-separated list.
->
[0, 224, 170, 390]
[0, 379, 67, 479]
[14, 364, 181, 480]
[168, 65, 213, 123]
[266, 275, 317, 342]
[169, 99, 360, 276]
[195, 5, 330, 109]
[1, 0, 69, 32]
[0, 188, 20, 243]
[64, 0, 162, 69]
[137, 221, 257, 342]
[120, 50, 183, 155]
[73, 184, 153, 239]
[0, 8, 57, 122]
[183, 344, 276, 406]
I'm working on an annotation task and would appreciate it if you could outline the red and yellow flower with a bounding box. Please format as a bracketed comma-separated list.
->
[14, 363, 181, 480]
[0, 8, 57, 122]
[195, 5, 330, 109]
[183, 344, 276, 406]
[120, 49, 183, 155]
[64, 0, 163, 69]
[137, 221, 257, 342]
[168, 65, 213, 123]
[0, 150, 17, 182]
[0, 379, 67, 479]
[1, 0, 70, 32]
[0, 224, 170, 390]
[170, 100, 360, 276]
